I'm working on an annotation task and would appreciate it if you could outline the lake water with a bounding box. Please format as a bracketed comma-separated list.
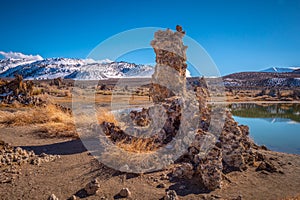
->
[230, 103, 300, 154]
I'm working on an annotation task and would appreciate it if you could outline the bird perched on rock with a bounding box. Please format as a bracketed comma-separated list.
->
[176, 25, 185, 34]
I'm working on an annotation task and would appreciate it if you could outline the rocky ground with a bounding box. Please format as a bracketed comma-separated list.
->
[0, 126, 300, 200]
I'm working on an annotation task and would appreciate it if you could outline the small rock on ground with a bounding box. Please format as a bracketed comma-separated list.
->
[164, 190, 178, 200]
[119, 188, 131, 197]
[48, 194, 59, 200]
[84, 178, 100, 195]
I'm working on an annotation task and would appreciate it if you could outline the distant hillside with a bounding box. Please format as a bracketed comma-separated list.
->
[223, 72, 300, 88]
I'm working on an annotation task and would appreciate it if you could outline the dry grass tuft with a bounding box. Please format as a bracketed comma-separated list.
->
[0, 104, 119, 138]
[97, 108, 157, 153]
[35, 122, 76, 138]
[96, 107, 119, 125]
[0, 104, 70, 125]
[116, 138, 157, 153]
[0, 104, 77, 138]
[0, 108, 47, 126]
[0, 102, 158, 153]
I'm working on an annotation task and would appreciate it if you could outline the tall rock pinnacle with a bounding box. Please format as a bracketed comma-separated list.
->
[150, 25, 188, 102]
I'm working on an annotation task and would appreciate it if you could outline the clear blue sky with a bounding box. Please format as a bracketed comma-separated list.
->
[0, 0, 300, 75]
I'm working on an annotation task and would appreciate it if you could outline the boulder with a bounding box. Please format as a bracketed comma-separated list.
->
[172, 162, 194, 179]
[196, 147, 223, 190]
[256, 161, 277, 173]
[1, 140, 58, 168]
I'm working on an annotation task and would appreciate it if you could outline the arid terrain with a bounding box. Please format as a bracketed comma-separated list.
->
[2, 0, 300, 199]
[0, 75, 300, 200]
[1, 125, 300, 200]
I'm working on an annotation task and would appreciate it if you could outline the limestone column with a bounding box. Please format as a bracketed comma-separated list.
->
[150, 25, 188, 102]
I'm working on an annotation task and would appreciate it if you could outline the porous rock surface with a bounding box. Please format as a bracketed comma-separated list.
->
[0, 140, 59, 168]
[102, 26, 274, 191]
[84, 178, 100, 195]
[0, 75, 45, 106]
[150, 26, 187, 102]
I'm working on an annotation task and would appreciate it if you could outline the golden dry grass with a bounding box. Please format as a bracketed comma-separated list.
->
[0, 103, 120, 138]
[116, 138, 158, 153]
[0, 108, 47, 126]
[96, 107, 119, 125]
[36, 122, 76, 138]
[0, 79, 7, 86]
[96, 107, 157, 153]
[0, 104, 76, 138]
[0, 101, 156, 151]
[0, 104, 69, 125]
[74, 106, 157, 153]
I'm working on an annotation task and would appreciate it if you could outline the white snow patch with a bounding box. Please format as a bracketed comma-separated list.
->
[0, 51, 43, 61]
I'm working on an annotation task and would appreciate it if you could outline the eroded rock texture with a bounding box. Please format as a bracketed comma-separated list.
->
[102, 96, 183, 148]
[0, 75, 45, 106]
[174, 111, 262, 190]
[102, 26, 270, 191]
[150, 26, 188, 102]
[0, 140, 60, 168]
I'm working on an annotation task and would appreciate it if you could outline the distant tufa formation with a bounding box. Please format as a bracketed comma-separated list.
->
[0, 75, 45, 106]
[101, 26, 275, 191]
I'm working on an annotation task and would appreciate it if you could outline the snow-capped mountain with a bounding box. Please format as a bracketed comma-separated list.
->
[260, 66, 300, 73]
[0, 51, 155, 80]
[0, 51, 44, 74]
[65, 62, 154, 80]
[0, 58, 39, 74]
[0, 58, 86, 79]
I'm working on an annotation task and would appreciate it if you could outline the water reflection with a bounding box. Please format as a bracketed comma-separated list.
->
[230, 103, 300, 123]
[230, 103, 300, 154]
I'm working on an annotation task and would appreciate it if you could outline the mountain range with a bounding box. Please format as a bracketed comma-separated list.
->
[0, 51, 154, 80]
[0, 51, 300, 81]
